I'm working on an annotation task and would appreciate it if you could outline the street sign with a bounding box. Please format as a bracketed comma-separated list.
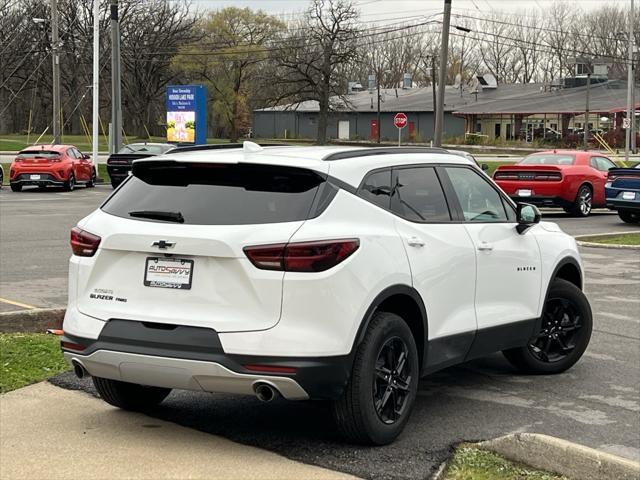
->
[623, 118, 631, 129]
[394, 112, 408, 129]
[394, 112, 407, 146]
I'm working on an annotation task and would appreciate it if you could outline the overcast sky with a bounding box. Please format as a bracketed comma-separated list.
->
[188, 0, 632, 20]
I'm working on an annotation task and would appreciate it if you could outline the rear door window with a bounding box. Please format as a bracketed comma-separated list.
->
[102, 162, 329, 225]
[358, 169, 392, 210]
[390, 167, 451, 222]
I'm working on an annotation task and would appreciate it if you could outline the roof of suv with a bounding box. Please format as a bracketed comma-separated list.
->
[135, 144, 473, 188]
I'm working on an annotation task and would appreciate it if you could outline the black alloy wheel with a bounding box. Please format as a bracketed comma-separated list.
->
[332, 311, 419, 445]
[374, 337, 413, 424]
[529, 297, 582, 363]
[503, 278, 592, 374]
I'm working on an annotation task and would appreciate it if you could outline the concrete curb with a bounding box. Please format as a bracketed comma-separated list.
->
[0, 308, 64, 333]
[576, 230, 640, 250]
[476, 433, 640, 480]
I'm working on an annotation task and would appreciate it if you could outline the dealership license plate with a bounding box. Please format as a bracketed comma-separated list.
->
[517, 189, 532, 197]
[30, 174, 41, 180]
[622, 191, 636, 200]
[144, 257, 193, 290]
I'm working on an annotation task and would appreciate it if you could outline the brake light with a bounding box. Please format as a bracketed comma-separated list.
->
[13, 158, 22, 163]
[244, 239, 359, 272]
[70, 227, 101, 257]
[493, 171, 518, 180]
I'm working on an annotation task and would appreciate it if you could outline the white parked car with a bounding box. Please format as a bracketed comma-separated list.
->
[62, 143, 592, 445]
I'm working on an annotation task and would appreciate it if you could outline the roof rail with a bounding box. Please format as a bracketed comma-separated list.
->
[171, 142, 291, 153]
[322, 147, 451, 161]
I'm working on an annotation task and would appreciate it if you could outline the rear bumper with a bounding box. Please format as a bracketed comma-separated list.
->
[64, 350, 310, 400]
[606, 199, 640, 211]
[507, 195, 572, 208]
[10, 173, 65, 186]
[61, 319, 352, 400]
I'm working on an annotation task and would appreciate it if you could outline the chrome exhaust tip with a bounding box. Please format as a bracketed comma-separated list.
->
[72, 360, 88, 379]
[254, 382, 279, 402]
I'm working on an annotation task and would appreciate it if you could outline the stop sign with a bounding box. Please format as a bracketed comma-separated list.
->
[394, 112, 408, 129]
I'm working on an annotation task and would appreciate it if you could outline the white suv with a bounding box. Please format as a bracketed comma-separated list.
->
[62, 143, 592, 445]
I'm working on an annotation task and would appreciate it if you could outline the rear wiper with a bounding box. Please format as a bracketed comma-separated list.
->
[128, 210, 184, 223]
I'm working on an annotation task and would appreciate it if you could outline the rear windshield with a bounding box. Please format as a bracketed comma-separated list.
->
[101, 162, 328, 225]
[520, 154, 575, 165]
[16, 150, 60, 159]
[117, 144, 172, 155]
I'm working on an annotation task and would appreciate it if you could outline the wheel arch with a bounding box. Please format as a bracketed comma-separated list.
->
[352, 285, 428, 371]
[550, 256, 582, 291]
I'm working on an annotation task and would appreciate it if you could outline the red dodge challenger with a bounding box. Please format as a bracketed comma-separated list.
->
[493, 150, 617, 217]
[9, 144, 96, 192]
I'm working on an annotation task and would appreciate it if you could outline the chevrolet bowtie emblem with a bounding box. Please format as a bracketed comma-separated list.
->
[152, 240, 175, 249]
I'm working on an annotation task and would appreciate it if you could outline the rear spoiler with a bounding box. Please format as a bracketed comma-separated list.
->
[106, 153, 159, 163]
[608, 168, 640, 179]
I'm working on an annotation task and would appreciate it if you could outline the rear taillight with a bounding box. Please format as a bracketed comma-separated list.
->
[244, 239, 359, 272]
[70, 227, 101, 257]
[493, 171, 518, 180]
[244, 364, 297, 374]
[61, 341, 86, 351]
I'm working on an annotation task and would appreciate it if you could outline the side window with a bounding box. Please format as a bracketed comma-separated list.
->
[74, 148, 84, 159]
[445, 167, 509, 222]
[390, 167, 451, 222]
[358, 169, 392, 210]
[67, 148, 77, 159]
[595, 156, 616, 171]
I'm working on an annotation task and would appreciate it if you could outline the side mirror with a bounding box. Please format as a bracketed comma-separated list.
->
[516, 203, 541, 234]
[481, 163, 489, 171]
[82, 154, 90, 160]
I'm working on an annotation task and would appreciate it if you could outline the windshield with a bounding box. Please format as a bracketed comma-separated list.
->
[117, 144, 172, 155]
[520, 154, 575, 166]
[16, 150, 60, 159]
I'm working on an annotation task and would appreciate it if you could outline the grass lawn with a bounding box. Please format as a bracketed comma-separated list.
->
[0, 333, 70, 393]
[580, 232, 640, 246]
[0, 134, 233, 152]
[443, 446, 568, 480]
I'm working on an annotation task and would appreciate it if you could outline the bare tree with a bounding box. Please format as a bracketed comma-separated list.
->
[270, 0, 359, 144]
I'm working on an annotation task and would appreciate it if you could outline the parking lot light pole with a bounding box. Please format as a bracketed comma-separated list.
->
[51, 0, 61, 145]
[92, 0, 99, 168]
[626, 0, 634, 163]
[110, 0, 123, 153]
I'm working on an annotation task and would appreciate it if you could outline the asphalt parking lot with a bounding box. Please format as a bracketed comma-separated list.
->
[1, 183, 639, 479]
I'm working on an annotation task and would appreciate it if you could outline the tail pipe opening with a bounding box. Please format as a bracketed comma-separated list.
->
[72, 360, 89, 379]
[253, 382, 280, 403]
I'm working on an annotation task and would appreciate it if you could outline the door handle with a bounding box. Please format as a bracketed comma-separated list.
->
[407, 236, 425, 247]
[478, 241, 494, 251]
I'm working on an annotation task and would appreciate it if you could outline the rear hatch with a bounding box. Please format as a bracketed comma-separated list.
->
[78, 160, 330, 332]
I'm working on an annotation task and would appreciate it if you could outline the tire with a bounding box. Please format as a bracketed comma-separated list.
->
[332, 311, 419, 445]
[86, 169, 97, 188]
[570, 184, 592, 217]
[618, 210, 639, 224]
[10, 183, 22, 192]
[64, 173, 75, 192]
[503, 278, 592, 374]
[110, 178, 121, 189]
[92, 376, 171, 411]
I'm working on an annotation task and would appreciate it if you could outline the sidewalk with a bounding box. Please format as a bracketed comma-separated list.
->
[0, 382, 357, 480]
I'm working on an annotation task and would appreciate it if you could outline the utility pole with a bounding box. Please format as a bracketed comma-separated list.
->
[376, 74, 381, 144]
[110, 0, 123, 153]
[431, 56, 437, 126]
[584, 69, 591, 150]
[626, 0, 634, 163]
[51, 0, 61, 145]
[92, 0, 99, 168]
[434, 0, 452, 147]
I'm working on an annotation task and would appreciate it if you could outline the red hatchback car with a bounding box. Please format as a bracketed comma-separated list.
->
[493, 150, 617, 217]
[9, 145, 96, 192]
